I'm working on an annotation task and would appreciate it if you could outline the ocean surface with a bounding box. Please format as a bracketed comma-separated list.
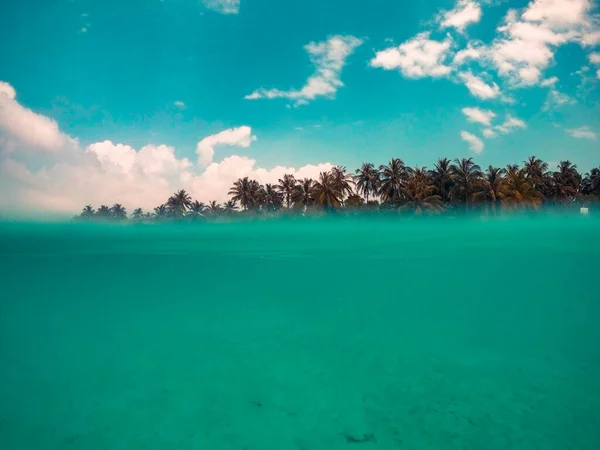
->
[1, 216, 599, 449]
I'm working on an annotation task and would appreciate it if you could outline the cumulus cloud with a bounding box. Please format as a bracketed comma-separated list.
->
[521, 0, 593, 27]
[182, 156, 333, 209]
[452, 42, 486, 65]
[459, 72, 501, 99]
[495, 114, 527, 133]
[0, 82, 333, 217]
[483, 128, 497, 138]
[461, 107, 496, 125]
[203, 0, 240, 14]
[0, 81, 16, 99]
[540, 76, 559, 87]
[460, 131, 485, 153]
[489, 0, 598, 86]
[87, 141, 192, 176]
[196, 126, 257, 166]
[370, 32, 453, 78]
[0, 81, 76, 154]
[589, 52, 600, 64]
[583, 30, 600, 46]
[245, 35, 362, 106]
[174, 100, 186, 109]
[566, 125, 597, 139]
[440, 0, 482, 33]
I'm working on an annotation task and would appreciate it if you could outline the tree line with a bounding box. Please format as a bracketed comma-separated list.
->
[76, 157, 600, 221]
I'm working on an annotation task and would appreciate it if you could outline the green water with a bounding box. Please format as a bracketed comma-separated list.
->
[1, 217, 599, 449]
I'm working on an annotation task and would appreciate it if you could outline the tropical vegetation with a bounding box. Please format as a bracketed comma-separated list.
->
[75, 157, 600, 221]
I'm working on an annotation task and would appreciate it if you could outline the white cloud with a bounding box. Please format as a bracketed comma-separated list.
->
[566, 125, 597, 139]
[202, 0, 240, 14]
[503, 115, 526, 129]
[245, 35, 362, 106]
[540, 76, 559, 86]
[452, 42, 486, 65]
[542, 88, 576, 110]
[582, 30, 600, 46]
[459, 72, 501, 99]
[0, 81, 75, 154]
[174, 100, 186, 108]
[489, 0, 597, 86]
[86, 141, 192, 176]
[483, 128, 497, 138]
[440, 0, 482, 33]
[80, 27, 88, 33]
[182, 157, 333, 208]
[196, 126, 257, 166]
[495, 114, 527, 133]
[371, 32, 453, 78]
[500, 95, 517, 105]
[522, 0, 593, 27]
[590, 52, 600, 64]
[0, 81, 16, 99]
[461, 107, 496, 125]
[0, 152, 334, 218]
[0, 84, 333, 217]
[460, 131, 485, 153]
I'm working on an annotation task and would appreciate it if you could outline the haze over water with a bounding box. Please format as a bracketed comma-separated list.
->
[1, 216, 599, 449]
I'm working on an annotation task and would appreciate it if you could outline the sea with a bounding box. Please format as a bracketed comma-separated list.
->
[1, 215, 599, 449]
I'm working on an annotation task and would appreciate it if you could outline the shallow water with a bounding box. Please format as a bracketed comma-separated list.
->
[1, 217, 599, 449]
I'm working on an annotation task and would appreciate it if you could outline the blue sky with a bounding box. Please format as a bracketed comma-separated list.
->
[0, 0, 599, 215]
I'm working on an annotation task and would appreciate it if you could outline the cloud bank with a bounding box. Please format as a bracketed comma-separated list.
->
[0, 82, 333, 218]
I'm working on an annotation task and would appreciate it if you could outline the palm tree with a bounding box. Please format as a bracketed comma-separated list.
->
[582, 167, 600, 196]
[523, 156, 548, 193]
[400, 168, 444, 215]
[354, 163, 379, 203]
[345, 194, 365, 209]
[187, 200, 206, 218]
[153, 204, 169, 219]
[311, 171, 342, 210]
[229, 177, 262, 210]
[331, 166, 355, 205]
[205, 200, 222, 215]
[501, 167, 542, 208]
[277, 174, 297, 208]
[379, 158, 410, 205]
[292, 178, 314, 210]
[110, 204, 127, 220]
[259, 184, 284, 212]
[80, 205, 95, 219]
[131, 208, 144, 220]
[430, 158, 453, 204]
[96, 205, 112, 219]
[166, 189, 192, 217]
[450, 158, 484, 207]
[552, 161, 581, 203]
[472, 166, 506, 214]
[222, 200, 238, 215]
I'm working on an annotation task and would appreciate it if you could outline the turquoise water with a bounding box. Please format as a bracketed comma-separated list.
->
[1, 217, 599, 449]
